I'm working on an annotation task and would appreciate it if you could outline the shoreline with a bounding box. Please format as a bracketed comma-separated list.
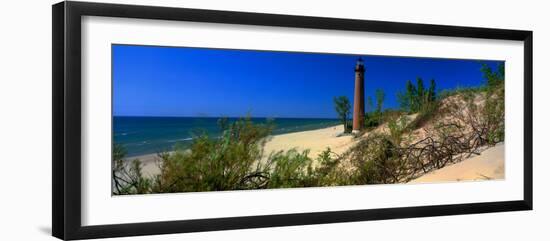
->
[125, 124, 353, 176]
[116, 117, 340, 159]
[124, 124, 505, 185]
[261, 124, 356, 163]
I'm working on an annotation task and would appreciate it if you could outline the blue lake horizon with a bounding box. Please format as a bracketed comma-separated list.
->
[113, 116, 340, 157]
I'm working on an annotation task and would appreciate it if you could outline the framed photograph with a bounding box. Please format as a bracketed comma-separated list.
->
[52, 1, 533, 240]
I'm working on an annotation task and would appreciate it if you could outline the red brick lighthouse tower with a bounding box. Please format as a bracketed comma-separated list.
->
[353, 58, 365, 132]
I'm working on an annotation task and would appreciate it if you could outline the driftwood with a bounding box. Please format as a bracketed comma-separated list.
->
[341, 90, 504, 185]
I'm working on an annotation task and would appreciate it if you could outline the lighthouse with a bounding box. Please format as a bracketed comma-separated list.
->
[353, 58, 365, 132]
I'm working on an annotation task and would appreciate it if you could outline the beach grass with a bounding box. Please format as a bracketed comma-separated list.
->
[112, 65, 505, 195]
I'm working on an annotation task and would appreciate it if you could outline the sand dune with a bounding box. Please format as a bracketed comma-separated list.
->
[409, 143, 505, 183]
[127, 124, 505, 184]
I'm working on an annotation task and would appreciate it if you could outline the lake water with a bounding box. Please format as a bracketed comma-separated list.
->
[113, 116, 340, 157]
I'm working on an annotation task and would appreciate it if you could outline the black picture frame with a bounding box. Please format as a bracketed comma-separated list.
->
[52, 1, 533, 240]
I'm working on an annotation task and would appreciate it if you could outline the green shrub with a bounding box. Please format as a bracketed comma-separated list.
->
[266, 149, 316, 188]
[112, 144, 151, 195]
[345, 134, 402, 184]
[481, 63, 505, 89]
[387, 116, 408, 146]
[315, 148, 337, 174]
[363, 112, 380, 129]
[154, 117, 274, 193]
[113, 117, 351, 193]
[483, 84, 505, 145]
[112, 74, 505, 193]
[313, 147, 347, 185]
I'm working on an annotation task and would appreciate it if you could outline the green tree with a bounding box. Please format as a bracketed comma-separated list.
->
[399, 78, 436, 113]
[333, 96, 352, 133]
[366, 96, 374, 113]
[427, 79, 436, 102]
[406, 80, 417, 112]
[416, 77, 426, 107]
[375, 89, 385, 113]
[364, 96, 380, 129]
[397, 91, 409, 113]
[481, 63, 505, 88]
[498, 63, 505, 79]
[375, 89, 385, 124]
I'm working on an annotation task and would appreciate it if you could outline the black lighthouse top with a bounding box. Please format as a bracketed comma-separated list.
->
[355, 57, 365, 72]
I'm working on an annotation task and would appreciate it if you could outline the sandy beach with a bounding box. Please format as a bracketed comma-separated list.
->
[126, 124, 505, 184]
[125, 153, 164, 177]
[409, 143, 505, 183]
[127, 124, 357, 176]
[262, 124, 356, 162]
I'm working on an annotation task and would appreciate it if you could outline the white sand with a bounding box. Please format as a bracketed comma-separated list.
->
[127, 124, 505, 184]
[128, 124, 357, 176]
[124, 153, 163, 177]
[262, 124, 356, 162]
[409, 143, 505, 183]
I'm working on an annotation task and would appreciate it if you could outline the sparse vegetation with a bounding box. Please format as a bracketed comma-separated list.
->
[363, 112, 380, 129]
[387, 116, 409, 146]
[113, 118, 349, 194]
[375, 89, 385, 123]
[112, 144, 151, 195]
[361, 89, 387, 130]
[398, 77, 437, 114]
[113, 63, 505, 194]
[482, 63, 505, 89]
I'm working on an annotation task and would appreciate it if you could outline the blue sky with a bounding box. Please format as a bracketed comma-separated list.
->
[113, 44, 503, 118]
